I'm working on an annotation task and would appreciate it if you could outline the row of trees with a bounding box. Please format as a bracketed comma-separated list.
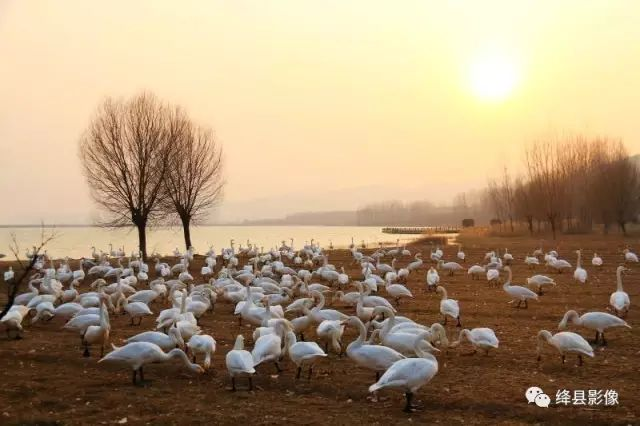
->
[355, 192, 492, 227]
[485, 136, 639, 238]
[80, 93, 224, 260]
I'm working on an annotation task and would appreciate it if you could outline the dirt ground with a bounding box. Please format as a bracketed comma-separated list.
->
[0, 233, 639, 425]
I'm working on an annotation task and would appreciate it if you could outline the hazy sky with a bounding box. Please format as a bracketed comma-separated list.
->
[1, 1, 639, 223]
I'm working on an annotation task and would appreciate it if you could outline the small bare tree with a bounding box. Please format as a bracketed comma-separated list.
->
[1, 228, 56, 321]
[79, 93, 176, 260]
[163, 119, 224, 250]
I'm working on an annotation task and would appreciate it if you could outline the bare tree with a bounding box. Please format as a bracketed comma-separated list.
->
[1, 227, 56, 321]
[79, 93, 176, 260]
[163, 119, 225, 250]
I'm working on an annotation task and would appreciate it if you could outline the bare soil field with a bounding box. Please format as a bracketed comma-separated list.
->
[0, 233, 639, 425]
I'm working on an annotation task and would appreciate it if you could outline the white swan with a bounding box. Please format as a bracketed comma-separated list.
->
[503, 266, 538, 308]
[437, 260, 463, 276]
[467, 265, 484, 280]
[251, 321, 286, 372]
[536, 330, 594, 366]
[558, 310, 630, 346]
[1, 305, 31, 339]
[435, 286, 461, 327]
[610, 266, 630, 317]
[426, 267, 439, 291]
[82, 295, 111, 357]
[187, 334, 217, 370]
[368, 331, 439, 412]
[450, 328, 499, 355]
[342, 316, 405, 380]
[316, 319, 345, 355]
[592, 253, 603, 267]
[285, 331, 327, 380]
[525, 274, 556, 295]
[573, 250, 588, 283]
[121, 298, 153, 326]
[99, 342, 203, 385]
[225, 335, 256, 391]
[126, 326, 185, 351]
[623, 248, 638, 263]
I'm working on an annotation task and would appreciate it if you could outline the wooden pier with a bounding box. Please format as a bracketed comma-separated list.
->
[381, 226, 460, 235]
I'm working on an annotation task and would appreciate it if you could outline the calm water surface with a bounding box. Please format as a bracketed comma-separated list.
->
[0, 226, 425, 259]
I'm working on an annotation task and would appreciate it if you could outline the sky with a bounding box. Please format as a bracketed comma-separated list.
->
[1, 1, 639, 223]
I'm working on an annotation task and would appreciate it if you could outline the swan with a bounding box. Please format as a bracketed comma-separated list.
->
[384, 282, 413, 306]
[548, 257, 572, 273]
[126, 326, 185, 351]
[187, 334, 217, 370]
[99, 342, 203, 385]
[623, 248, 639, 263]
[121, 298, 153, 326]
[407, 253, 423, 272]
[316, 319, 345, 355]
[342, 316, 405, 380]
[536, 330, 594, 366]
[450, 328, 499, 355]
[368, 331, 439, 412]
[526, 275, 556, 295]
[573, 250, 588, 283]
[1, 305, 31, 339]
[14, 279, 39, 306]
[226, 334, 257, 390]
[426, 267, 439, 291]
[332, 290, 361, 306]
[128, 289, 160, 305]
[53, 302, 84, 319]
[610, 266, 630, 317]
[4, 266, 14, 282]
[64, 313, 100, 336]
[306, 290, 348, 323]
[592, 253, 603, 267]
[558, 310, 631, 346]
[435, 286, 461, 327]
[437, 260, 463, 276]
[285, 331, 327, 380]
[251, 321, 286, 372]
[457, 245, 465, 262]
[503, 249, 514, 264]
[503, 266, 538, 308]
[82, 296, 110, 357]
[486, 268, 500, 285]
[524, 254, 539, 269]
[467, 265, 485, 280]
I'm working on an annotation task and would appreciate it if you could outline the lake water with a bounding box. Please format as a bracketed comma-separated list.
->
[0, 226, 426, 259]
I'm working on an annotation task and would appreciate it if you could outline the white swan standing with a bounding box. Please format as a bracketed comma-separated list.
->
[450, 328, 499, 355]
[623, 248, 639, 263]
[285, 330, 327, 380]
[126, 326, 185, 351]
[99, 342, 203, 385]
[503, 266, 538, 308]
[426, 267, 439, 291]
[592, 253, 603, 267]
[435, 286, 461, 327]
[536, 330, 594, 366]
[610, 266, 630, 317]
[368, 331, 439, 412]
[573, 250, 588, 284]
[342, 316, 405, 380]
[526, 275, 556, 295]
[558, 310, 631, 346]
[187, 334, 217, 370]
[225, 335, 256, 391]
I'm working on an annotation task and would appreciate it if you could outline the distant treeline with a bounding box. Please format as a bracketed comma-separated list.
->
[484, 136, 639, 237]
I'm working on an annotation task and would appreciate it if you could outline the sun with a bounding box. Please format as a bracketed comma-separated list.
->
[469, 53, 520, 102]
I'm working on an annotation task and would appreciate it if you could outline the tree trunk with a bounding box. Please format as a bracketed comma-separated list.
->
[549, 215, 557, 240]
[137, 222, 148, 261]
[181, 215, 192, 250]
[619, 220, 627, 235]
[527, 216, 534, 235]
